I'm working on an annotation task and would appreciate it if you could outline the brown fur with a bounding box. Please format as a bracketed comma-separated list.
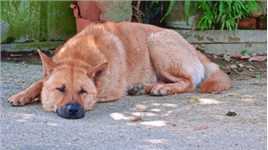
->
[200, 70, 232, 93]
[8, 22, 231, 112]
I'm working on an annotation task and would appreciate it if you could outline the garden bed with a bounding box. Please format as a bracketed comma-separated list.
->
[177, 29, 267, 55]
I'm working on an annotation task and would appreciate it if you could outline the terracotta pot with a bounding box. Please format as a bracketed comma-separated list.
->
[257, 15, 267, 29]
[77, 1, 101, 21]
[71, 1, 101, 32]
[238, 17, 257, 29]
[74, 18, 91, 33]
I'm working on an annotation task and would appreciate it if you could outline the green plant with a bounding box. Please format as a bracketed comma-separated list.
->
[255, 72, 261, 80]
[132, 1, 176, 24]
[160, 0, 176, 23]
[240, 49, 253, 56]
[185, 0, 259, 30]
[183, 0, 193, 24]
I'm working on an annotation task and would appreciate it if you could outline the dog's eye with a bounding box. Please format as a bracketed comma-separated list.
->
[79, 88, 87, 95]
[56, 85, 65, 93]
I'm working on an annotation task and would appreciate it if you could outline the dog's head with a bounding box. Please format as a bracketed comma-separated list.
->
[38, 50, 107, 119]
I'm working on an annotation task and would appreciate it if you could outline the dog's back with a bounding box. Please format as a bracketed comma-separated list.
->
[53, 22, 231, 94]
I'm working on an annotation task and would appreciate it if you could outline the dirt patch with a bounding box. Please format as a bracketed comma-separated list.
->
[1, 51, 266, 80]
[207, 53, 267, 80]
[1, 51, 51, 65]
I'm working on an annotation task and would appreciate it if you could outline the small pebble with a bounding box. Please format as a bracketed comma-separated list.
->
[128, 116, 142, 122]
[238, 63, 244, 68]
[248, 68, 254, 72]
[225, 111, 237, 117]
[135, 104, 147, 112]
[230, 64, 237, 69]
[223, 54, 231, 62]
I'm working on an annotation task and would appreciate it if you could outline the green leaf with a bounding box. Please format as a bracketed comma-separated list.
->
[240, 49, 253, 56]
[160, 0, 176, 23]
[255, 73, 261, 80]
[184, 0, 191, 23]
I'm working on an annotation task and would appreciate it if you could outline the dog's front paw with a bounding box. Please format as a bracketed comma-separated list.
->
[150, 84, 173, 96]
[8, 92, 31, 106]
[127, 84, 145, 96]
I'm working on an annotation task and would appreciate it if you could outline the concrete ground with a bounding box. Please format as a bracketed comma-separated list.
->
[1, 62, 267, 150]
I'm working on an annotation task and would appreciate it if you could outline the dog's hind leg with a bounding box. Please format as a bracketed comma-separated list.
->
[144, 71, 194, 96]
[8, 79, 43, 106]
[146, 30, 205, 96]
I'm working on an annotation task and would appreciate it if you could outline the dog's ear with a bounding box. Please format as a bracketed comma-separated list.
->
[37, 49, 56, 77]
[87, 62, 108, 78]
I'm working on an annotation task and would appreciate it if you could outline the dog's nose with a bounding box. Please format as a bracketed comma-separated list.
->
[56, 103, 85, 119]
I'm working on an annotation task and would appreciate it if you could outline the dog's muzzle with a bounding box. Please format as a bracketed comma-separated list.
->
[56, 103, 85, 119]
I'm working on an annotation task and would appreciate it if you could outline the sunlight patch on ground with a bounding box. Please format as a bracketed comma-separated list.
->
[131, 112, 142, 116]
[22, 113, 34, 119]
[110, 112, 129, 120]
[241, 98, 255, 102]
[152, 103, 161, 106]
[144, 112, 158, 117]
[110, 112, 167, 127]
[162, 103, 178, 108]
[150, 108, 161, 112]
[162, 110, 173, 117]
[110, 101, 180, 127]
[144, 138, 168, 144]
[191, 97, 222, 105]
[240, 95, 256, 102]
[140, 120, 166, 127]
[46, 122, 58, 126]
[16, 113, 34, 122]
[131, 112, 157, 117]
[198, 98, 222, 104]
[16, 119, 27, 122]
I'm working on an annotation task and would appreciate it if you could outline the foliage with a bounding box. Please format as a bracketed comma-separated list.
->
[192, 1, 259, 30]
[134, 0, 259, 30]
[183, 0, 191, 22]
[133, 1, 176, 25]
[160, 0, 176, 23]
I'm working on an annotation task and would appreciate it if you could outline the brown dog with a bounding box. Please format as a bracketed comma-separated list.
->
[8, 22, 231, 119]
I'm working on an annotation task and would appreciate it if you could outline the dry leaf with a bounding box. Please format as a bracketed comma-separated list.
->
[223, 54, 231, 62]
[249, 55, 267, 62]
[129, 116, 142, 122]
[135, 104, 147, 112]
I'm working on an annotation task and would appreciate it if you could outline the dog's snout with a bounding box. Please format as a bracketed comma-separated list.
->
[66, 103, 81, 114]
[56, 103, 85, 119]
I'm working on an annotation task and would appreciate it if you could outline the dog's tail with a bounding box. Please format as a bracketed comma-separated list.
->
[196, 51, 231, 93]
